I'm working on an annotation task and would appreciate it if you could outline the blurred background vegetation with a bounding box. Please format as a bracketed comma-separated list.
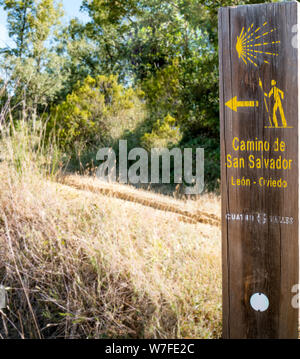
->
[0, 0, 279, 191]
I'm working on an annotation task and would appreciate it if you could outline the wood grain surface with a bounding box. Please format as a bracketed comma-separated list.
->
[219, 2, 299, 339]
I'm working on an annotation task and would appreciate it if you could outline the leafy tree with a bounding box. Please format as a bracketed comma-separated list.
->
[0, 0, 65, 122]
[0, 0, 35, 58]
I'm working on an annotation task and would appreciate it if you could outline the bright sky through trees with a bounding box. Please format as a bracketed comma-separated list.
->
[0, 0, 88, 47]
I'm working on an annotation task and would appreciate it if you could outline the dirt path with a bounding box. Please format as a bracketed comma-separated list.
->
[60, 175, 221, 227]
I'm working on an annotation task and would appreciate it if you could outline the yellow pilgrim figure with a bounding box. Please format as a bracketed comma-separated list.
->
[265, 80, 287, 128]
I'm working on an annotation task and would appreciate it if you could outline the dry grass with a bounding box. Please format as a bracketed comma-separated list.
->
[0, 124, 222, 339]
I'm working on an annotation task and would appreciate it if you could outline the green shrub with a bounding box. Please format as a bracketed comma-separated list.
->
[48, 75, 144, 150]
[141, 114, 182, 151]
[141, 60, 181, 121]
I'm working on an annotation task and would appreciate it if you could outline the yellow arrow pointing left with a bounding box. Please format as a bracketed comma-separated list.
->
[226, 96, 259, 112]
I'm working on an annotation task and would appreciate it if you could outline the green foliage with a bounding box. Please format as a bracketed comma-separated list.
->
[0, 0, 65, 120]
[141, 60, 181, 120]
[80, 0, 222, 142]
[0, 0, 63, 57]
[54, 19, 103, 100]
[141, 114, 182, 151]
[0, 0, 281, 190]
[0, 79, 8, 109]
[49, 74, 144, 150]
[0, 0, 35, 57]
[141, 54, 219, 137]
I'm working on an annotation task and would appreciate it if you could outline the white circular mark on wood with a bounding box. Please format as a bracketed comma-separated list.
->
[250, 293, 269, 312]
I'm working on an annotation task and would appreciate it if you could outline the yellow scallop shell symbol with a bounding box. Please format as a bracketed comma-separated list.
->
[236, 22, 280, 67]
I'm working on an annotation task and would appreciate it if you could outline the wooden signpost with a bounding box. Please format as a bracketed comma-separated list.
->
[219, 2, 299, 339]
